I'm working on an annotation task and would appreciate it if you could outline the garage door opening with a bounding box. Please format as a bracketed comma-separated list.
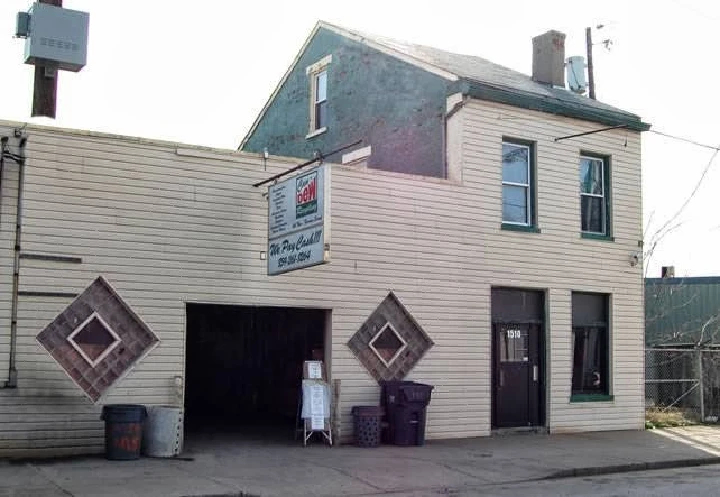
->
[184, 304, 328, 442]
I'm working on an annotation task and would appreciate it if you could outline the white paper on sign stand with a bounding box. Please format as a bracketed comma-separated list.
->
[301, 380, 332, 420]
[309, 384, 325, 416]
[308, 362, 323, 379]
[311, 415, 324, 430]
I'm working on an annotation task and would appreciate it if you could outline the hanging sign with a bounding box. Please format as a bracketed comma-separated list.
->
[267, 164, 330, 275]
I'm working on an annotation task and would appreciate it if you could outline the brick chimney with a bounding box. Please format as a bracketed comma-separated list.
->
[532, 30, 566, 87]
[661, 266, 675, 278]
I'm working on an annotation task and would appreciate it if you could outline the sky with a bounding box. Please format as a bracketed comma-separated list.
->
[1, 0, 719, 277]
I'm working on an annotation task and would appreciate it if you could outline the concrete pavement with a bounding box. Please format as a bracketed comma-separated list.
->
[3, 426, 720, 497]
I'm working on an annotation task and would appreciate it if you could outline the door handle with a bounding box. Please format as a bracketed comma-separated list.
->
[533, 365, 538, 382]
[499, 370, 505, 387]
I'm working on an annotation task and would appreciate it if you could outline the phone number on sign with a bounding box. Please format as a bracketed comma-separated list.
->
[277, 250, 314, 268]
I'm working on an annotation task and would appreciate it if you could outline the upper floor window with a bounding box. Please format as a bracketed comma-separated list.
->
[306, 55, 332, 136]
[580, 155, 610, 236]
[313, 70, 327, 130]
[501, 140, 535, 227]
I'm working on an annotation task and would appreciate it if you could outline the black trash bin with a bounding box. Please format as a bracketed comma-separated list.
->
[379, 380, 415, 444]
[101, 404, 147, 460]
[351, 406, 383, 448]
[393, 383, 433, 446]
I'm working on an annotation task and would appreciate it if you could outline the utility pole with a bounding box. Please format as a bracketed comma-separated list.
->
[31, 0, 62, 118]
[585, 26, 596, 100]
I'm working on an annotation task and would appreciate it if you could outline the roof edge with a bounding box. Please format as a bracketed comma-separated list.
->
[238, 20, 461, 150]
[646, 277, 720, 285]
[238, 21, 324, 151]
[318, 21, 459, 81]
[459, 80, 651, 132]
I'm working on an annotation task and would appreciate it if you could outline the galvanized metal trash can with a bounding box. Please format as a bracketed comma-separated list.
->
[142, 406, 184, 457]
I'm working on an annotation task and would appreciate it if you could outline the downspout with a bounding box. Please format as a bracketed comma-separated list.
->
[2, 135, 27, 388]
[0, 138, 8, 387]
[0, 137, 5, 229]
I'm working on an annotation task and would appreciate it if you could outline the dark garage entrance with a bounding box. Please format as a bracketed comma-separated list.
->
[491, 288, 545, 429]
[184, 304, 328, 440]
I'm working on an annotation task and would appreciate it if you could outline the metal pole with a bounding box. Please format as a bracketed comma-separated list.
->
[253, 139, 361, 188]
[586, 27, 596, 100]
[6, 142, 26, 388]
[699, 350, 705, 422]
[554, 124, 628, 142]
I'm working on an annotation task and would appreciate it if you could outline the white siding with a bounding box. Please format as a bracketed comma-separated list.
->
[460, 100, 644, 433]
[0, 101, 644, 456]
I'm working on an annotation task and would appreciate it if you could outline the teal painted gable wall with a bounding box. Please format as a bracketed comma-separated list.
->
[242, 28, 450, 178]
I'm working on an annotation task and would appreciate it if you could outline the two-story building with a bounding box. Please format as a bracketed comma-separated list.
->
[240, 21, 649, 427]
[0, 22, 649, 458]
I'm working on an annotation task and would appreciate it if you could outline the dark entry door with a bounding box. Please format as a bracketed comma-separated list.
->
[493, 322, 541, 427]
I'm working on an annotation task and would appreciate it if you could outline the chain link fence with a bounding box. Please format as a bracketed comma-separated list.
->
[646, 348, 720, 424]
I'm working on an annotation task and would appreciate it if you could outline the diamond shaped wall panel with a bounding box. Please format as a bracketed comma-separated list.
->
[348, 292, 434, 382]
[36, 276, 160, 403]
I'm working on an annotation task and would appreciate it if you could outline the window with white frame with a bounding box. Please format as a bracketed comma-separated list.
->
[580, 155, 609, 235]
[501, 141, 534, 226]
[306, 55, 332, 135]
[312, 70, 327, 131]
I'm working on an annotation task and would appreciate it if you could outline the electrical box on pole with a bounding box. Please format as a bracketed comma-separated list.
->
[14, 1, 90, 118]
[21, 3, 89, 72]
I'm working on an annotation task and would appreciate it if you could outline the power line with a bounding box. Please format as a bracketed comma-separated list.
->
[648, 130, 720, 152]
[649, 147, 719, 245]
[668, 0, 720, 23]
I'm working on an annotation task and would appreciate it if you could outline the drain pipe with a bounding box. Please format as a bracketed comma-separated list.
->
[2, 135, 27, 388]
[0, 137, 5, 231]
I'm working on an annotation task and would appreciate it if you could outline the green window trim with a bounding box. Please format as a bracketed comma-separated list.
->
[581, 232, 615, 242]
[570, 393, 615, 403]
[571, 292, 610, 398]
[580, 152, 612, 237]
[501, 223, 541, 233]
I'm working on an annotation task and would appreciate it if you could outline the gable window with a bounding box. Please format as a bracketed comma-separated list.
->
[580, 155, 610, 236]
[501, 140, 535, 227]
[571, 292, 610, 399]
[313, 70, 327, 131]
[306, 55, 332, 137]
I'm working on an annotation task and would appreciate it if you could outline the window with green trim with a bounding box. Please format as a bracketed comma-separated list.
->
[571, 292, 610, 396]
[502, 140, 535, 227]
[580, 155, 610, 235]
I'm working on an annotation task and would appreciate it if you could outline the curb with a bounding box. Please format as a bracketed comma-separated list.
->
[547, 457, 720, 479]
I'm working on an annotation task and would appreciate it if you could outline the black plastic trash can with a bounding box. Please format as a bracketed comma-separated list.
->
[101, 404, 147, 460]
[351, 406, 383, 448]
[393, 383, 433, 446]
[379, 380, 415, 444]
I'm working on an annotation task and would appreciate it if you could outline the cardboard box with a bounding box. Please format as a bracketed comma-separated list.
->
[303, 360, 326, 380]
